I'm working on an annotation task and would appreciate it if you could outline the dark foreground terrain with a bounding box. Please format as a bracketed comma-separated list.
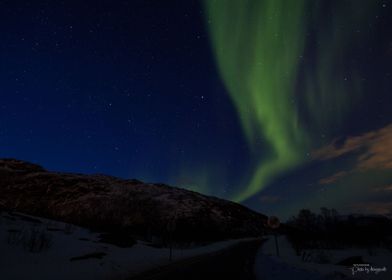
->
[0, 158, 267, 245]
[131, 238, 264, 280]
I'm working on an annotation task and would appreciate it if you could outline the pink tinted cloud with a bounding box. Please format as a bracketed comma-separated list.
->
[318, 171, 349, 185]
[313, 123, 392, 171]
[348, 201, 392, 216]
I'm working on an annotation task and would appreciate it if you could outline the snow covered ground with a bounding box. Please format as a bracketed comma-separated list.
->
[3, 211, 390, 280]
[0, 211, 252, 280]
[254, 235, 392, 280]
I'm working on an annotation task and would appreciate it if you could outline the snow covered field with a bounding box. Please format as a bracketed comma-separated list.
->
[3, 210, 390, 280]
[254, 235, 392, 280]
[0, 211, 252, 280]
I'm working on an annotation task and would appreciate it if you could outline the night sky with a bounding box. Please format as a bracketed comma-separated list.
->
[1, 0, 392, 219]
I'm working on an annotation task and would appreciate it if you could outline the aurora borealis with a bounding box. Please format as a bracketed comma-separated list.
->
[204, 0, 308, 201]
[204, 0, 381, 202]
[1, 0, 392, 219]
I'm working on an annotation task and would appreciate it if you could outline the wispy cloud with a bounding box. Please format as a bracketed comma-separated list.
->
[372, 184, 392, 192]
[318, 171, 349, 185]
[313, 123, 392, 171]
[348, 201, 392, 216]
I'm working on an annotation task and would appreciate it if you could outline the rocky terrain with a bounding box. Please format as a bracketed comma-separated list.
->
[0, 159, 267, 244]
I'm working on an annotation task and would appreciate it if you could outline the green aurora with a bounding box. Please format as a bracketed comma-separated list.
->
[204, 0, 377, 202]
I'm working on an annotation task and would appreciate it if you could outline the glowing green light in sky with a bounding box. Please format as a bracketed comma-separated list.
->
[205, 0, 308, 201]
[204, 0, 376, 202]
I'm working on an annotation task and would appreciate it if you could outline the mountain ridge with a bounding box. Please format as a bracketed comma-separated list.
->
[0, 158, 267, 244]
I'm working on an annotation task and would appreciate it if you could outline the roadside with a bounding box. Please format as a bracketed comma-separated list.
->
[0, 211, 262, 280]
[129, 238, 264, 280]
[254, 235, 392, 280]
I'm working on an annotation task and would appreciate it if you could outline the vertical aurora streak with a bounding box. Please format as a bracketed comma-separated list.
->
[204, 0, 376, 202]
[205, 0, 308, 201]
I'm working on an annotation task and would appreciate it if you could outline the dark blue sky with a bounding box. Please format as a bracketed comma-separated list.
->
[1, 0, 392, 218]
[0, 0, 251, 197]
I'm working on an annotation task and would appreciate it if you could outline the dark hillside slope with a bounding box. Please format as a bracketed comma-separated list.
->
[0, 159, 267, 243]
